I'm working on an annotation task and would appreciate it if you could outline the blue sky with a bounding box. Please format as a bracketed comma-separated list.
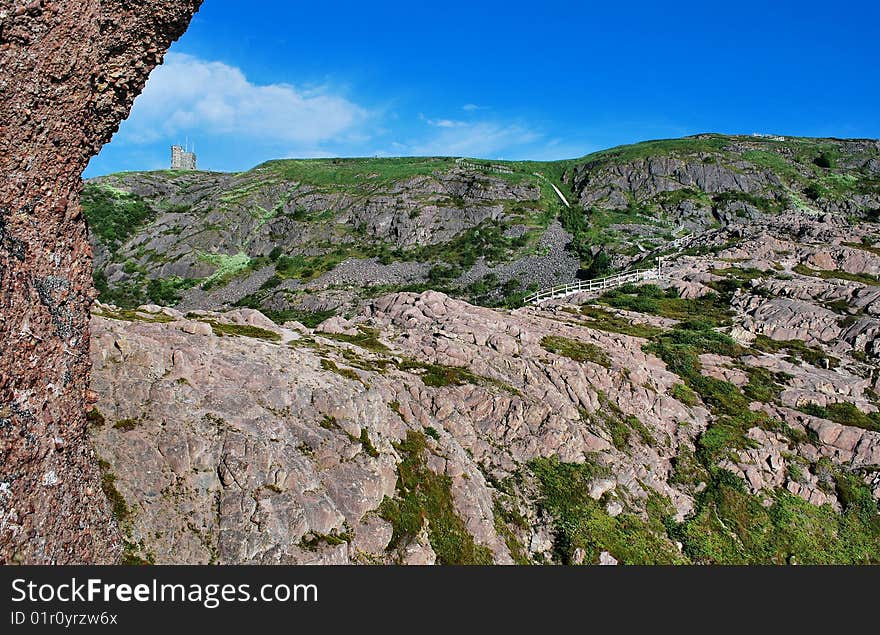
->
[85, 0, 880, 177]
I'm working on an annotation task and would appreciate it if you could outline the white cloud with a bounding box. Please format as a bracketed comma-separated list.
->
[118, 53, 368, 146]
[404, 120, 542, 158]
[462, 103, 485, 112]
[426, 118, 467, 128]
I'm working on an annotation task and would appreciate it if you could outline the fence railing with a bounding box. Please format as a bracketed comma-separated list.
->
[524, 268, 663, 305]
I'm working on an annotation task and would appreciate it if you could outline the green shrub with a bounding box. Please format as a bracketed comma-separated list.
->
[81, 184, 156, 250]
[800, 402, 880, 432]
[146, 276, 198, 306]
[530, 457, 688, 564]
[672, 383, 699, 407]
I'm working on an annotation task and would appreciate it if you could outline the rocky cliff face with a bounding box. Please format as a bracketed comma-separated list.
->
[84, 136, 880, 324]
[84, 159, 576, 319]
[0, 0, 201, 564]
[90, 210, 880, 564]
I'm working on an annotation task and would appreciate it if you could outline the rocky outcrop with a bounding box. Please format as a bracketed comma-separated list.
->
[89, 254, 880, 563]
[0, 0, 202, 564]
[88, 291, 709, 564]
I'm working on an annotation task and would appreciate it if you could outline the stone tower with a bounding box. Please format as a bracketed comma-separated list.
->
[171, 144, 197, 170]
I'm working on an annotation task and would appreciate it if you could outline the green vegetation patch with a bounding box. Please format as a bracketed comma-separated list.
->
[582, 393, 654, 450]
[146, 276, 199, 306]
[379, 431, 494, 565]
[675, 469, 880, 564]
[198, 252, 252, 289]
[581, 135, 732, 166]
[320, 358, 362, 383]
[299, 530, 353, 551]
[844, 241, 880, 257]
[671, 383, 699, 407]
[81, 183, 157, 250]
[800, 402, 880, 433]
[530, 457, 688, 564]
[794, 263, 880, 286]
[398, 359, 521, 395]
[318, 325, 389, 353]
[113, 418, 139, 432]
[540, 335, 611, 367]
[742, 366, 792, 404]
[493, 501, 530, 565]
[579, 305, 663, 338]
[93, 307, 176, 324]
[751, 334, 839, 369]
[599, 284, 732, 325]
[203, 320, 281, 342]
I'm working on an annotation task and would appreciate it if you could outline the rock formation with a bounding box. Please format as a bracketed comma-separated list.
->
[0, 0, 202, 564]
[88, 210, 880, 563]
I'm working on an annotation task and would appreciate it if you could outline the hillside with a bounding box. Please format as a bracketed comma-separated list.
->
[90, 210, 880, 564]
[83, 134, 880, 324]
[82, 134, 880, 565]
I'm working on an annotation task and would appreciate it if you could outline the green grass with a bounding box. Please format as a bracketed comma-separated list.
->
[800, 402, 880, 432]
[751, 335, 839, 369]
[672, 383, 699, 407]
[493, 502, 530, 565]
[794, 263, 880, 286]
[379, 431, 494, 565]
[320, 358, 362, 383]
[398, 359, 521, 395]
[742, 149, 801, 181]
[93, 307, 176, 323]
[675, 469, 880, 564]
[299, 530, 353, 551]
[358, 428, 380, 458]
[844, 241, 880, 257]
[600, 284, 732, 325]
[742, 366, 792, 404]
[579, 305, 663, 338]
[86, 408, 106, 428]
[540, 335, 611, 367]
[530, 457, 688, 564]
[198, 252, 252, 289]
[318, 325, 389, 353]
[582, 394, 654, 451]
[203, 320, 281, 342]
[580, 135, 732, 166]
[113, 418, 139, 432]
[96, 459, 130, 524]
[260, 156, 461, 189]
[709, 266, 772, 283]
